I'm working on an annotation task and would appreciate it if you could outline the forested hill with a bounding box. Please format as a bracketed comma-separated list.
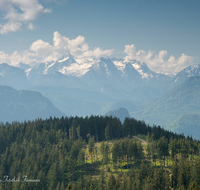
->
[0, 116, 186, 148]
[0, 116, 199, 189]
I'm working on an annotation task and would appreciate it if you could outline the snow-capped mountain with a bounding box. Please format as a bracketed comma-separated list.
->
[112, 58, 172, 90]
[112, 58, 153, 80]
[22, 54, 153, 81]
[26, 55, 93, 78]
[2, 54, 200, 92]
[173, 64, 200, 85]
[16, 54, 172, 90]
[80, 57, 130, 89]
[113, 58, 172, 83]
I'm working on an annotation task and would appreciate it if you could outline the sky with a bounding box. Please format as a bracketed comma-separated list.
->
[0, 0, 199, 75]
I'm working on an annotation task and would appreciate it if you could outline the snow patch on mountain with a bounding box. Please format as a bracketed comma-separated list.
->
[191, 64, 199, 70]
[44, 62, 56, 74]
[58, 57, 69, 63]
[25, 68, 32, 76]
[113, 60, 126, 73]
[102, 62, 111, 76]
[59, 62, 92, 77]
[174, 77, 179, 83]
[127, 60, 153, 79]
[58, 58, 99, 77]
[131, 62, 149, 79]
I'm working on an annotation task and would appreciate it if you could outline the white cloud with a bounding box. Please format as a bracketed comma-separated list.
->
[30, 31, 114, 62]
[0, 31, 114, 67]
[27, 23, 35, 30]
[0, 0, 51, 34]
[0, 50, 37, 66]
[80, 47, 113, 59]
[0, 20, 22, 34]
[0, 51, 9, 63]
[30, 39, 54, 57]
[124, 44, 194, 74]
[53, 31, 89, 55]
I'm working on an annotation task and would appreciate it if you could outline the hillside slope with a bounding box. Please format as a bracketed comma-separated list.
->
[131, 76, 200, 127]
[167, 114, 200, 139]
[0, 85, 65, 123]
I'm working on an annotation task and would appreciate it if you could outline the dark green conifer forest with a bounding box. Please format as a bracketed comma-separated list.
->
[0, 116, 199, 189]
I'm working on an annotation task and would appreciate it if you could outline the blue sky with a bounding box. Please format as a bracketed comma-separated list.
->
[0, 0, 199, 74]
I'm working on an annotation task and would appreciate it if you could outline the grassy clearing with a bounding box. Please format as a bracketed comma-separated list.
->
[137, 134, 147, 141]
[81, 135, 196, 181]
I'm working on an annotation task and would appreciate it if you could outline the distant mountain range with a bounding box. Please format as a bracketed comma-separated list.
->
[1, 56, 200, 93]
[22, 56, 172, 91]
[1, 55, 200, 138]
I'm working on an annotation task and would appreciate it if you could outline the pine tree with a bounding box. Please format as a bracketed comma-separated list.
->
[100, 141, 105, 166]
[169, 137, 178, 159]
[150, 142, 157, 166]
[137, 141, 144, 166]
[60, 181, 65, 190]
[47, 162, 59, 190]
[98, 169, 105, 190]
[188, 181, 199, 190]
[171, 158, 178, 189]
[105, 125, 110, 141]
[112, 140, 119, 167]
[124, 137, 130, 169]
[106, 173, 116, 190]
[177, 158, 191, 189]
[78, 148, 85, 166]
[77, 176, 84, 190]
[157, 137, 169, 167]
[56, 182, 61, 190]
[152, 168, 167, 190]
[76, 125, 80, 140]
[194, 157, 200, 185]
[103, 143, 110, 171]
[88, 136, 95, 163]
[131, 140, 138, 168]
[146, 143, 151, 159]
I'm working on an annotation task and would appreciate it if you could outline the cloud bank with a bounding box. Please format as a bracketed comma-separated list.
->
[124, 44, 194, 75]
[0, 31, 114, 66]
[0, 0, 51, 34]
[0, 32, 195, 75]
[30, 31, 114, 62]
[0, 50, 37, 67]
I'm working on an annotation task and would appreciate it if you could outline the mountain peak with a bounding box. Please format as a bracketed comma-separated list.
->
[173, 64, 200, 84]
[105, 107, 130, 123]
